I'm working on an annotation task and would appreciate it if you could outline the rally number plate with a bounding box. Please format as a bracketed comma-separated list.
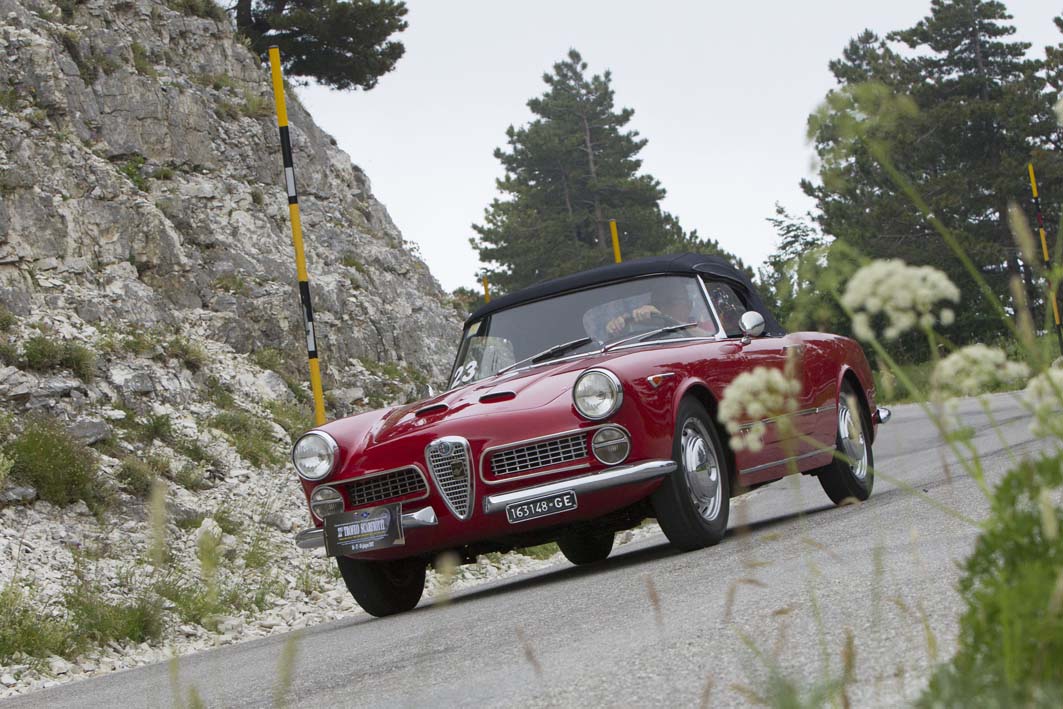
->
[323, 504, 404, 557]
[505, 490, 577, 524]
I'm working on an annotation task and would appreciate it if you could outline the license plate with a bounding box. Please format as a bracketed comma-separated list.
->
[323, 504, 405, 556]
[506, 490, 577, 524]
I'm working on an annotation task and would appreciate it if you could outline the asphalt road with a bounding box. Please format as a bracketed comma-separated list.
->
[4, 392, 1045, 708]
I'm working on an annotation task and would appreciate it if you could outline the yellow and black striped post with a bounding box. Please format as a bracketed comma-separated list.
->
[609, 219, 622, 263]
[1027, 163, 1063, 356]
[269, 47, 327, 426]
[481, 275, 491, 303]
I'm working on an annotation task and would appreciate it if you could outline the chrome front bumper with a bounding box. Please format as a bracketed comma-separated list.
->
[294, 459, 676, 549]
[482, 459, 676, 515]
[294, 505, 439, 550]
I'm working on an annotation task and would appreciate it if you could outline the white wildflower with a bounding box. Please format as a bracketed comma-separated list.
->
[841, 259, 960, 341]
[719, 367, 800, 452]
[1024, 368, 1063, 439]
[931, 345, 1030, 399]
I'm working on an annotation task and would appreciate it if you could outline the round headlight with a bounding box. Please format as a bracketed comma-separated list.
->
[292, 431, 338, 481]
[573, 369, 623, 420]
[310, 485, 344, 519]
[592, 426, 631, 465]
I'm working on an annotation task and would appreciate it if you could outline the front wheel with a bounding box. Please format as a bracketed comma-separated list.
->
[335, 556, 426, 617]
[816, 381, 874, 505]
[652, 398, 731, 551]
[557, 530, 614, 565]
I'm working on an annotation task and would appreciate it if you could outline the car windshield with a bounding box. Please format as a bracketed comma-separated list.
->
[449, 275, 717, 388]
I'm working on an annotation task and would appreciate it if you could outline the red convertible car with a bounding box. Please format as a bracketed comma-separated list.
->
[292, 254, 888, 616]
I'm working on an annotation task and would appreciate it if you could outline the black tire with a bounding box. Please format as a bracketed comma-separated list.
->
[335, 556, 426, 617]
[652, 397, 731, 551]
[817, 380, 874, 505]
[557, 530, 615, 565]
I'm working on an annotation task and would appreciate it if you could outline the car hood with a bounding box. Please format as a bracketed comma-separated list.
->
[320, 346, 672, 451]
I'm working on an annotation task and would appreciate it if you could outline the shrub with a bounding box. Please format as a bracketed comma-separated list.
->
[212, 507, 242, 536]
[213, 273, 249, 296]
[0, 451, 12, 488]
[130, 42, 157, 77]
[167, 336, 206, 372]
[517, 543, 559, 561]
[22, 334, 62, 370]
[267, 400, 313, 441]
[919, 453, 1063, 706]
[0, 584, 77, 663]
[167, 0, 226, 22]
[0, 305, 15, 332]
[119, 154, 147, 191]
[210, 410, 281, 467]
[21, 335, 96, 381]
[6, 416, 103, 510]
[0, 341, 18, 367]
[65, 586, 163, 645]
[117, 456, 168, 498]
[205, 375, 235, 409]
[60, 343, 95, 382]
[173, 461, 212, 491]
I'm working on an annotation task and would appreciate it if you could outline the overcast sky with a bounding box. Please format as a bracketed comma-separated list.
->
[297, 0, 1061, 294]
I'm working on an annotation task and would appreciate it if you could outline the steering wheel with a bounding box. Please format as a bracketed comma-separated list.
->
[619, 311, 682, 337]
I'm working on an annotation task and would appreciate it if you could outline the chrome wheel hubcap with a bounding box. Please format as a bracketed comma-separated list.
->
[838, 402, 868, 480]
[681, 418, 722, 521]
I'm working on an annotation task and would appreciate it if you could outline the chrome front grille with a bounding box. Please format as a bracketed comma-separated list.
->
[425, 437, 473, 520]
[491, 434, 589, 477]
[344, 468, 428, 507]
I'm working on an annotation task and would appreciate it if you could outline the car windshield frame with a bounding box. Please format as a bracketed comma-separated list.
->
[447, 274, 724, 390]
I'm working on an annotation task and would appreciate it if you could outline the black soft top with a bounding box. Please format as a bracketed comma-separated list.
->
[467, 253, 785, 336]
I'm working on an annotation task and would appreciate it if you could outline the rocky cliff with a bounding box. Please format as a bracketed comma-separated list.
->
[0, 0, 465, 693]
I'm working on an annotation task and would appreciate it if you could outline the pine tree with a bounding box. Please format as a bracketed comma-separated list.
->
[803, 0, 1059, 348]
[473, 50, 741, 293]
[234, 0, 407, 91]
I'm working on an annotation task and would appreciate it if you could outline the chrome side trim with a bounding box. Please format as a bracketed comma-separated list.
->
[478, 423, 631, 486]
[482, 459, 675, 514]
[695, 274, 728, 341]
[739, 449, 826, 475]
[736, 404, 836, 431]
[294, 505, 438, 550]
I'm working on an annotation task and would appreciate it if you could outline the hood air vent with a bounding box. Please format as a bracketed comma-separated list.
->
[415, 403, 448, 417]
[479, 391, 515, 404]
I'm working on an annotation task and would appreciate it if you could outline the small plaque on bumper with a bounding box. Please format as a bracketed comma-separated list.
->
[323, 504, 405, 556]
[505, 490, 577, 524]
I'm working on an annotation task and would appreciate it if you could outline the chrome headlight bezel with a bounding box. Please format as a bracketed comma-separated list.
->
[292, 431, 339, 481]
[573, 368, 623, 420]
[309, 485, 344, 520]
[591, 425, 631, 465]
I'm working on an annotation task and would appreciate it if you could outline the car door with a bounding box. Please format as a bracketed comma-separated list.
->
[700, 279, 802, 483]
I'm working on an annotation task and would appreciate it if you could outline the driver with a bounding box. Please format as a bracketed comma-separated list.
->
[605, 282, 711, 336]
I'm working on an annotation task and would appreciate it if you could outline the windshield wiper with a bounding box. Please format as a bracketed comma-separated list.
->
[603, 322, 699, 352]
[497, 337, 594, 375]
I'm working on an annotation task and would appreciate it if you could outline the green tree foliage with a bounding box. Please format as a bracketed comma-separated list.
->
[234, 0, 407, 91]
[802, 1, 1061, 350]
[473, 50, 743, 293]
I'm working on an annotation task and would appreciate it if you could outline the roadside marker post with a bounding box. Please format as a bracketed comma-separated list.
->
[1027, 163, 1063, 357]
[609, 219, 622, 263]
[269, 46, 327, 427]
[481, 275, 491, 303]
